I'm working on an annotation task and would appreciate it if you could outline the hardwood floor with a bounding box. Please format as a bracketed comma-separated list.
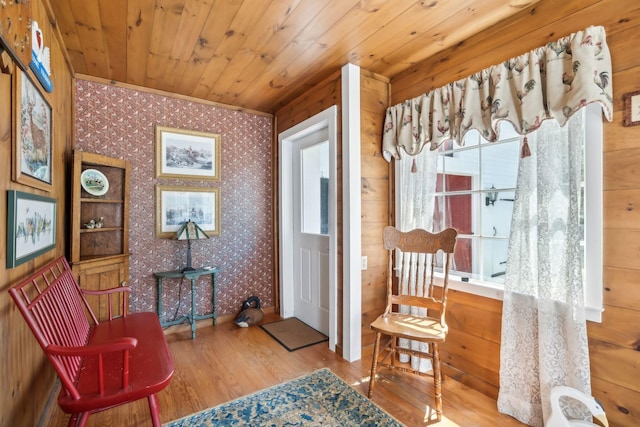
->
[45, 313, 526, 426]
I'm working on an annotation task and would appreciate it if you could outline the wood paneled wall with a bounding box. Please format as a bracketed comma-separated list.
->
[388, 1, 640, 425]
[0, 1, 74, 426]
[359, 70, 390, 348]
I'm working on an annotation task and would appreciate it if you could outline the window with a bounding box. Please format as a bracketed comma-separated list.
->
[395, 105, 603, 322]
[300, 140, 329, 235]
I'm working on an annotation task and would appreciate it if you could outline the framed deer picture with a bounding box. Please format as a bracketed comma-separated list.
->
[13, 69, 53, 191]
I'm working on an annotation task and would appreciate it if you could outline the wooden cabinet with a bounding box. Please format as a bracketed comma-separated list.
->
[70, 151, 131, 319]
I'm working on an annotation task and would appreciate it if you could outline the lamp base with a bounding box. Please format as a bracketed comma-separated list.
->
[182, 240, 195, 273]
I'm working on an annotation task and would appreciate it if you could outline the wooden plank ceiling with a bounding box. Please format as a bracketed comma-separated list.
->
[50, 0, 540, 113]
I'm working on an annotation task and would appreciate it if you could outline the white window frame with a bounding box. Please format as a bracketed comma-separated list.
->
[395, 105, 604, 322]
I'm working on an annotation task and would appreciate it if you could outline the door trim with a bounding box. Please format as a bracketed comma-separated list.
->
[278, 106, 338, 352]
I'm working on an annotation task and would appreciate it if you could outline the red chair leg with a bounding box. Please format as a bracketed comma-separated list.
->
[148, 393, 161, 426]
[68, 412, 89, 427]
[368, 332, 382, 398]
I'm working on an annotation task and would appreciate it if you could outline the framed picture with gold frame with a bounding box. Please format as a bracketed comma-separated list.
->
[13, 69, 53, 191]
[155, 126, 221, 180]
[155, 185, 220, 238]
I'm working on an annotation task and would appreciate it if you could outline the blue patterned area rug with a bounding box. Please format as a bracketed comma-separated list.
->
[164, 368, 404, 426]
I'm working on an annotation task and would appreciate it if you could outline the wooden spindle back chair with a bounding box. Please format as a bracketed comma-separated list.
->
[368, 226, 457, 421]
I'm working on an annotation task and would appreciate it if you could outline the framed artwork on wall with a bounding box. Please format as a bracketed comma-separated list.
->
[156, 185, 220, 238]
[13, 69, 53, 191]
[155, 126, 221, 181]
[623, 90, 640, 127]
[7, 190, 57, 268]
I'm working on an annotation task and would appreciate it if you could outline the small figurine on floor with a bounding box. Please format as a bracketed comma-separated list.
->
[546, 386, 608, 427]
[234, 296, 264, 327]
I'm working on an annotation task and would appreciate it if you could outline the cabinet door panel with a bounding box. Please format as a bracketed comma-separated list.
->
[77, 261, 127, 321]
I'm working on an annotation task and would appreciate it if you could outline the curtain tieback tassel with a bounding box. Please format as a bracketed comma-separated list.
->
[521, 136, 531, 158]
[411, 158, 418, 173]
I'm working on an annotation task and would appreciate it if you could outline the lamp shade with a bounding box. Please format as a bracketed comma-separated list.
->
[174, 220, 209, 272]
[174, 220, 209, 241]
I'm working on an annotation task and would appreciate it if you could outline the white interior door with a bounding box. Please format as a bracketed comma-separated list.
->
[278, 105, 338, 353]
[292, 130, 329, 334]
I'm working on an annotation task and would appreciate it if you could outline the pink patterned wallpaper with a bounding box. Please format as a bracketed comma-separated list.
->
[75, 80, 273, 321]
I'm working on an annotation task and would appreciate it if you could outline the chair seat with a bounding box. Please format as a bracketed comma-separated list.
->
[370, 313, 447, 342]
[59, 312, 174, 414]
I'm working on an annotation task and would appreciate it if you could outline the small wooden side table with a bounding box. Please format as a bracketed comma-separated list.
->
[153, 267, 220, 339]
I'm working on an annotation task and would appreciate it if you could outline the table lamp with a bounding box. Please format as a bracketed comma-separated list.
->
[174, 220, 209, 272]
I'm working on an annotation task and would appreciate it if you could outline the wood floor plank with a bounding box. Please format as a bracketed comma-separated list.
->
[44, 313, 526, 426]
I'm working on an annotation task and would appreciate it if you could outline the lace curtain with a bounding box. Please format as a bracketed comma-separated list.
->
[381, 26, 613, 161]
[497, 111, 590, 426]
[397, 147, 438, 371]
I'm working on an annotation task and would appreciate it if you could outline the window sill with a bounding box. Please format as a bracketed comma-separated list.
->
[584, 306, 603, 323]
[447, 277, 504, 301]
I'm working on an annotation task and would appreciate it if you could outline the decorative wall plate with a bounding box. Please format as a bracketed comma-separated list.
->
[80, 169, 109, 196]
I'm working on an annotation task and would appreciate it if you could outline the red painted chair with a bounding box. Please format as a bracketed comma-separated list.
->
[9, 257, 174, 427]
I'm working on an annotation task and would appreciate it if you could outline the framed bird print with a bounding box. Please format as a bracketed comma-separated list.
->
[6, 190, 57, 268]
[623, 90, 640, 127]
[12, 69, 53, 191]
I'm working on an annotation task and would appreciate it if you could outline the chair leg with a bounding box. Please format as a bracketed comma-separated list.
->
[433, 343, 442, 420]
[368, 332, 382, 398]
[390, 336, 397, 368]
[148, 393, 161, 427]
[428, 342, 444, 383]
[68, 412, 89, 427]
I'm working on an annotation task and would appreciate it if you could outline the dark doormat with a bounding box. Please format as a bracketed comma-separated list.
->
[260, 317, 328, 352]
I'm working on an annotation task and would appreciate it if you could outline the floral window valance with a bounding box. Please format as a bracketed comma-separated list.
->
[382, 25, 613, 161]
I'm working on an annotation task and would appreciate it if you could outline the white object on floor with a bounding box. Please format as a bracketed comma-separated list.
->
[546, 386, 608, 427]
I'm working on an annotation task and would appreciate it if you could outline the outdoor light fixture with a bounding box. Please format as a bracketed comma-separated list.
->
[174, 219, 209, 272]
[485, 185, 499, 206]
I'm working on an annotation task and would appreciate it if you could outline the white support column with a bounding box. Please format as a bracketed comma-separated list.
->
[341, 63, 362, 362]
